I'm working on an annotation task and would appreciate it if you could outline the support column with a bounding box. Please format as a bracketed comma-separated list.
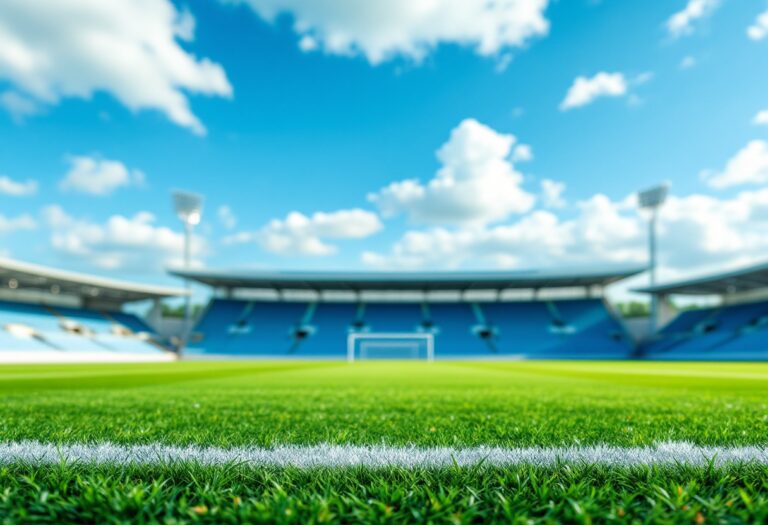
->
[648, 208, 659, 333]
[655, 293, 676, 332]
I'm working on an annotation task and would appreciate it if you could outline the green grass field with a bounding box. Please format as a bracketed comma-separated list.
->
[1, 361, 768, 523]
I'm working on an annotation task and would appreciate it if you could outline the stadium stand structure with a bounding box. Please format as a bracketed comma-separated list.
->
[171, 266, 644, 359]
[637, 261, 768, 360]
[0, 257, 184, 363]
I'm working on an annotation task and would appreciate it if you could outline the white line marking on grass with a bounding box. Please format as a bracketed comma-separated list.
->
[1, 442, 767, 469]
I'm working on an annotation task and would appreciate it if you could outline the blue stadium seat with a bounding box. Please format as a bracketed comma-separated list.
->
[108, 311, 157, 334]
[0, 300, 167, 357]
[293, 302, 358, 357]
[363, 302, 424, 332]
[50, 305, 114, 331]
[187, 298, 636, 359]
[478, 299, 631, 359]
[428, 303, 489, 357]
[657, 309, 714, 335]
[50, 305, 166, 355]
[716, 302, 768, 331]
[186, 299, 246, 355]
[644, 301, 768, 360]
[97, 334, 162, 355]
[0, 301, 106, 352]
[548, 299, 632, 358]
[482, 301, 559, 355]
[190, 300, 306, 356]
[0, 330, 51, 353]
[713, 326, 768, 359]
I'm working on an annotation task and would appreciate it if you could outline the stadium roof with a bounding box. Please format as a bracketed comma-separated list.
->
[634, 260, 768, 296]
[0, 257, 187, 303]
[170, 265, 646, 292]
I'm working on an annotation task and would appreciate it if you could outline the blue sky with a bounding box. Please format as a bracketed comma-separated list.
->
[2, 0, 768, 298]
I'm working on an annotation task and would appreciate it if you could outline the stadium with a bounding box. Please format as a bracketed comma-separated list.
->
[2, 231, 768, 521]
[5, 255, 768, 364]
[4, 1, 768, 523]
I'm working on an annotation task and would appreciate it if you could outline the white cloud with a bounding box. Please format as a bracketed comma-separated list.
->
[0, 0, 231, 134]
[225, 209, 382, 256]
[701, 140, 768, 189]
[540, 179, 565, 208]
[363, 190, 768, 276]
[42, 205, 205, 271]
[634, 71, 654, 85]
[753, 110, 768, 126]
[0, 213, 36, 235]
[298, 35, 318, 52]
[679, 56, 697, 69]
[560, 72, 628, 110]
[747, 10, 768, 40]
[494, 53, 513, 73]
[60, 155, 144, 196]
[363, 195, 642, 270]
[667, 0, 720, 38]
[0, 91, 40, 122]
[217, 205, 237, 229]
[512, 144, 533, 163]
[0, 175, 37, 196]
[368, 119, 535, 226]
[231, 0, 550, 64]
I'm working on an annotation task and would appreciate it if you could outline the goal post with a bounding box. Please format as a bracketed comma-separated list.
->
[347, 332, 434, 362]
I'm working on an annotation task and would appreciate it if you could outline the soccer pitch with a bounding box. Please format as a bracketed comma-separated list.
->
[2, 361, 768, 522]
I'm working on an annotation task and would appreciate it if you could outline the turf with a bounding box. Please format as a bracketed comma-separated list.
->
[1, 360, 768, 523]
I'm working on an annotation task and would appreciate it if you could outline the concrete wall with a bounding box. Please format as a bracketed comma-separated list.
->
[623, 317, 654, 342]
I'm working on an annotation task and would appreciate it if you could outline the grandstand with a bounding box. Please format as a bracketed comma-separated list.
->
[637, 261, 768, 360]
[171, 265, 643, 359]
[0, 257, 183, 363]
[9, 254, 768, 363]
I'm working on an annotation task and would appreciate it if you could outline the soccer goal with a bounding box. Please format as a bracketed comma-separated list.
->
[347, 332, 434, 362]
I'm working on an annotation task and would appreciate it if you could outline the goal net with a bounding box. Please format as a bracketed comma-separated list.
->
[347, 332, 434, 362]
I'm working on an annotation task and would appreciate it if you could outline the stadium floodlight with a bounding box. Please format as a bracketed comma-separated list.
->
[172, 190, 203, 351]
[638, 184, 668, 333]
[173, 191, 203, 227]
[638, 185, 668, 210]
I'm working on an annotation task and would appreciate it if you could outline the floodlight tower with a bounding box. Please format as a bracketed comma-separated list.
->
[638, 184, 668, 332]
[172, 191, 203, 348]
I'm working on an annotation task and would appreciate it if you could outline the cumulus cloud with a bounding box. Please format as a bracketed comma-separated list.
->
[512, 144, 533, 163]
[363, 195, 642, 270]
[540, 179, 565, 208]
[0, 0, 232, 134]
[225, 209, 382, 256]
[230, 0, 550, 64]
[0, 175, 37, 196]
[747, 10, 768, 40]
[42, 205, 205, 271]
[0, 91, 41, 122]
[363, 190, 768, 275]
[753, 110, 768, 126]
[368, 119, 535, 226]
[217, 205, 237, 229]
[560, 72, 628, 111]
[0, 213, 36, 235]
[701, 140, 768, 189]
[60, 155, 144, 196]
[298, 35, 318, 52]
[666, 0, 720, 38]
